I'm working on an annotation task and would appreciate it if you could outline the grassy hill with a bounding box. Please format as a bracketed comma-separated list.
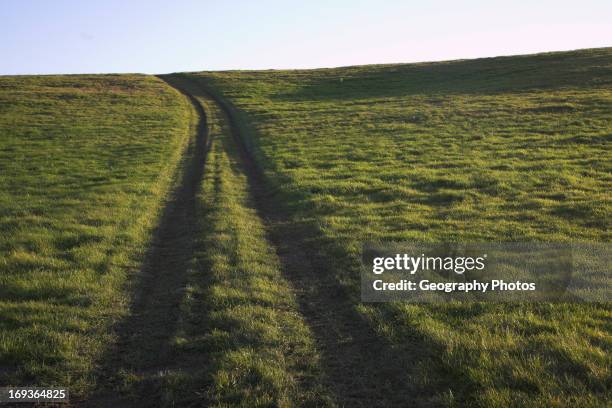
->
[182, 47, 611, 406]
[0, 75, 194, 393]
[0, 48, 609, 407]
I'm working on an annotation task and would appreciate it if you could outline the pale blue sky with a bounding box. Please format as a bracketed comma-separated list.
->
[2, 0, 611, 74]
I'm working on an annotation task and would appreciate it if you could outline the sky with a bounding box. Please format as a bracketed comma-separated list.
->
[2, 0, 611, 75]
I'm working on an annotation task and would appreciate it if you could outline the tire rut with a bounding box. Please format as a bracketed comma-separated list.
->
[178, 76, 417, 407]
[81, 78, 209, 407]
[85, 74, 416, 407]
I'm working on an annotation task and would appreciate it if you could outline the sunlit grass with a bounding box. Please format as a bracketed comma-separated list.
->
[0, 75, 193, 394]
[189, 48, 612, 406]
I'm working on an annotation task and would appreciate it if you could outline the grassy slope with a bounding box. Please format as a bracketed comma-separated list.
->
[188, 48, 612, 406]
[101, 78, 332, 407]
[0, 75, 193, 394]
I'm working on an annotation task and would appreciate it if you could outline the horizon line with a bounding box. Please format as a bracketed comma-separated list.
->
[2, 45, 610, 77]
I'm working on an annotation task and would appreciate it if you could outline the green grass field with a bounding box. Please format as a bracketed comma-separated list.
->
[183, 48, 612, 407]
[0, 75, 194, 394]
[0, 48, 610, 407]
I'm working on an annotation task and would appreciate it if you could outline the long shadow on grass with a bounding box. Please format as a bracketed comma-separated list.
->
[182, 75, 463, 407]
[82, 77, 210, 407]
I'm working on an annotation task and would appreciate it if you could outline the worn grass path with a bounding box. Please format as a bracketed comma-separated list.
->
[81, 76, 328, 406]
[172, 75, 424, 407]
[82, 74, 424, 407]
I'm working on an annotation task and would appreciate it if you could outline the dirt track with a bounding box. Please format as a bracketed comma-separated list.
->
[82, 75, 415, 407]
